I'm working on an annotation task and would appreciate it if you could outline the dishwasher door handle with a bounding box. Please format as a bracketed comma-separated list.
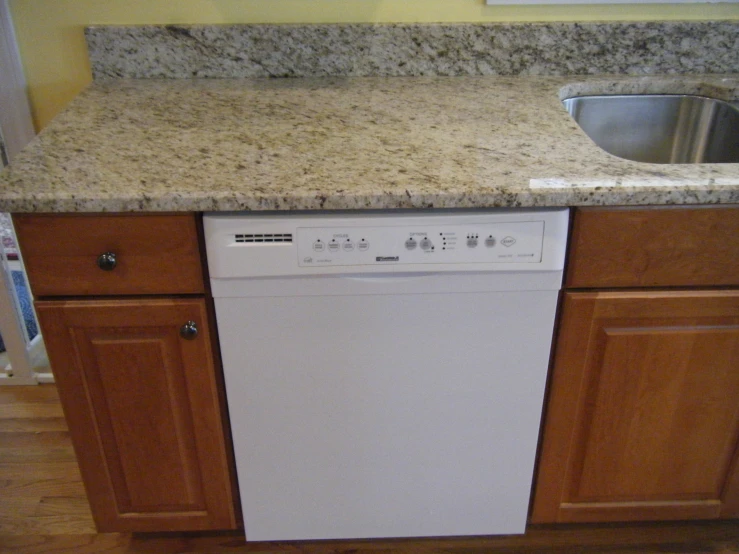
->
[340, 273, 438, 284]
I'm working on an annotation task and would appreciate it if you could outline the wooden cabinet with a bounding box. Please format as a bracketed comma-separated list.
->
[566, 206, 739, 288]
[532, 206, 739, 524]
[532, 291, 739, 523]
[15, 213, 237, 533]
[35, 298, 236, 532]
[13, 213, 205, 296]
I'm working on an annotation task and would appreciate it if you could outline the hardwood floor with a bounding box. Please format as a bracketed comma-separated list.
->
[1, 385, 739, 553]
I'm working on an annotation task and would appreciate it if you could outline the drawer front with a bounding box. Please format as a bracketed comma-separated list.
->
[566, 206, 739, 288]
[14, 214, 205, 296]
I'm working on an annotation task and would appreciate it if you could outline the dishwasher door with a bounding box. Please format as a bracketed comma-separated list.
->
[214, 273, 560, 541]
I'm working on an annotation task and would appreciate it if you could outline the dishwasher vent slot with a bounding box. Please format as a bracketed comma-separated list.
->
[235, 233, 293, 244]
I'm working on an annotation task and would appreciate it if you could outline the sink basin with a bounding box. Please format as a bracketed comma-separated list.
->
[563, 95, 739, 164]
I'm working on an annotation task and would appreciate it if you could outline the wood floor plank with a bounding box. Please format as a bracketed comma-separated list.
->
[0, 514, 97, 535]
[0, 417, 68, 433]
[0, 478, 86, 498]
[0, 534, 128, 554]
[0, 462, 82, 480]
[0, 447, 76, 463]
[0, 497, 40, 517]
[0, 386, 59, 405]
[0, 403, 64, 419]
[33, 496, 93, 518]
[0, 431, 70, 448]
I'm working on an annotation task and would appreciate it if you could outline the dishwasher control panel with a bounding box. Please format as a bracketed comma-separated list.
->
[297, 221, 545, 267]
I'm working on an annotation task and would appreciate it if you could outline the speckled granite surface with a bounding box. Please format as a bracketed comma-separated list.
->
[87, 22, 739, 79]
[1, 75, 737, 213]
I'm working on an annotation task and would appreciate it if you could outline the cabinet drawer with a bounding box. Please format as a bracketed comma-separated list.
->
[14, 213, 205, 296]
[566, 206, 739, 288]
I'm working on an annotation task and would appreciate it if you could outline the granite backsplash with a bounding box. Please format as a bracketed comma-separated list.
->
[86, 21, 739, 80]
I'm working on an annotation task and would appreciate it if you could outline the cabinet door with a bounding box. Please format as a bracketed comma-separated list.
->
[35, 298, 237, 532]
[532, 291, 739, 523]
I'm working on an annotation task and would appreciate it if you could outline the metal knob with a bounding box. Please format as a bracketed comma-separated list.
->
[179, 321, 198, 340]
[97, 252, 117, 271]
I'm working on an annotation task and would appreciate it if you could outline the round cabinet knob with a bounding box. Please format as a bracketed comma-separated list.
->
[96, 252, 117, 271]
[179, 321, 198, 340]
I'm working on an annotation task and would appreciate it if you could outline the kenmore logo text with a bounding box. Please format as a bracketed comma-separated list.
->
[376, 256, 400, 262]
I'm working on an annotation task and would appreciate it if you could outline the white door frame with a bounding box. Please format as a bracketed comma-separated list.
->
[0, 0, 34, 156]
[0, 0, 50, 385]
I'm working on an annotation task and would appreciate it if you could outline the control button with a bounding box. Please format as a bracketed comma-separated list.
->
[343, 240, 355, 251]
[358, 240, 370, 251]
[405, 238, 417, 250]
[313, 240, 325, 252]
[328, 241, 340, 252]
[420, 238, 433, 251]
[501, 236, 516, 247]
[467, 238, 478, 248]
[485, 236, 496, 248]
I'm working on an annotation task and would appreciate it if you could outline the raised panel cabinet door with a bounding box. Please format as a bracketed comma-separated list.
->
[34, 298, 237, 532]
[532, 291, 739, 523]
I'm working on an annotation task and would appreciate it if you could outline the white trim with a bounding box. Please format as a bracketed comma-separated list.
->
[0, 0, 35, 159]
[34, 373, 55, 384]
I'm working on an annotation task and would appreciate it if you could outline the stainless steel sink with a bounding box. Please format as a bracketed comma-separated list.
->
[563, 95, 739, 164]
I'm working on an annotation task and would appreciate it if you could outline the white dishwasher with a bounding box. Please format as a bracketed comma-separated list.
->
[204, 209, 569, 541]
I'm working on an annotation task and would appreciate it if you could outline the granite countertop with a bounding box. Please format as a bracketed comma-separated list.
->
[1, 74, 738, 212]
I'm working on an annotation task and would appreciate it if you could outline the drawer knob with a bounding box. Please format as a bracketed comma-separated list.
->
[97, 252, 117, 271]
[180, 321, 198, 340]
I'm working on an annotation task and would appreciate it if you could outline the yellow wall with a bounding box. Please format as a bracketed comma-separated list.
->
[9, 0, 739, 130]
